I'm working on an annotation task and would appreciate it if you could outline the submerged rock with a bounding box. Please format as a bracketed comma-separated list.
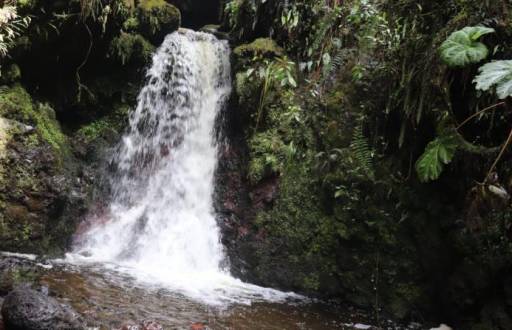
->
[118, 320, 163, 330]
[190, 322, 208, 330]
[1, 287, 86, 330]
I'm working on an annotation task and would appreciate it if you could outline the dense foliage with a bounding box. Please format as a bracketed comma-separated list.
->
[223, 0, 512, 328]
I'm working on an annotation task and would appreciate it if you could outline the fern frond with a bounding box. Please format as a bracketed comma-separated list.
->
[322, 49, 344, 80]
[350, 123, 375, 180]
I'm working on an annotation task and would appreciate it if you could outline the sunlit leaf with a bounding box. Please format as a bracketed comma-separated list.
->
[473, 60, 512, 99]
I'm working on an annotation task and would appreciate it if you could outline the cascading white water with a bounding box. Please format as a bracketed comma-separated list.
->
[68, 29, 296, 305]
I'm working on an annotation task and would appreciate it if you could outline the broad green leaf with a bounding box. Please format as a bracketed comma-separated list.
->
[466, 26, 495, 41]
[474, 60, 512, 99]
[415, 134, 460, 182]
[439, 26, 495, 67]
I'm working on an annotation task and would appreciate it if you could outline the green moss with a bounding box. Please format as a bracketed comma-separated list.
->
[122, 17, 140, 32]
[109, 32, 155, 65]
[235, 71, 261, 113]
[138, 0, 168, 11]
[0, 84, 34, 121]
[0, 85, 69, 157]
[77, 103, 130, 143]
[253, 154, 337, 293]
[34, 103, 68, 154]
[248, 130, 286, 183]
[234, 38, 284, 58]
[78, 120, 112, 142]
[137, 0, 181, 43]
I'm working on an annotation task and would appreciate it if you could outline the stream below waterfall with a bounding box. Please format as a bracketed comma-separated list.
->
[0, 253, 396, 329]
[39, 261, 374, 329]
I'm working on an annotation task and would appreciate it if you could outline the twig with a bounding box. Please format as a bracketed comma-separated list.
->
[76, 22, 93, 102]
[456, 102, 506, 131]
[484, 127, 512, 184]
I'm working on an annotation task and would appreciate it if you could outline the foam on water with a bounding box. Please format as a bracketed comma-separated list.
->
[67, 29, 298, 305]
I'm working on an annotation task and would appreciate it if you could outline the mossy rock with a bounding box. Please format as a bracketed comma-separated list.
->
[137, 0, 181, 44]
[234, 38, 284, 58]
[248, 130, 285, 183]
[109, 32, 155, 65]
[0, 84, 68, 156]
[76, 102, 130, 144]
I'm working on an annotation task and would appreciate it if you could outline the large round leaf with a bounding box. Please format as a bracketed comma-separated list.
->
[474, 60, 512, 99]
[439, 26, 495, 67]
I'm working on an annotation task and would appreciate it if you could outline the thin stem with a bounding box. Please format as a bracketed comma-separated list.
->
[254, 77, 268, 133]
[456, 102, 506, 131]
[76, 22, 93, 102]
[484, 127, 512, 184]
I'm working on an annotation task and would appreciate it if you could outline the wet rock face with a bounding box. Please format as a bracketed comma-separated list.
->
[213, 97, 281, 283]
[1, 287, 86, 330]
[0, 85, 93, 255]
[137, 0, 181, 44]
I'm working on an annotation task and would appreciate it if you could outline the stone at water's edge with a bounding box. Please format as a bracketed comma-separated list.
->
[190, 322, 207, 330]
[1, 287, 86, 330]
[118, 320, 164, 330]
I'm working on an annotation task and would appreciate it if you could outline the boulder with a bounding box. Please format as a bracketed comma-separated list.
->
[1, 287, 86, 330]
[233, 38, 283, 58]
[137, 0, 181, 44]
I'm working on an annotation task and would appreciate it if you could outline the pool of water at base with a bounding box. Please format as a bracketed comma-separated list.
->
[37, 263, 383, 330]
[1, 254, 420, 330]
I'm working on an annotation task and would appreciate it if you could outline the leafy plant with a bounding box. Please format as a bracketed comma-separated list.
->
[247, 56, 297, 131]
[439, 26, 495, 67]
[350, 123, 375, 180]
[415, 133, 460, 182]
[474, 60, 512, 99]
[281, 4, 300, 33]
[248, 130, 285, 183]
[0, 2, 31, 58]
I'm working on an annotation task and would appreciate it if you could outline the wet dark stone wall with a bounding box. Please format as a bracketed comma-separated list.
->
[169, 0, 223, 29]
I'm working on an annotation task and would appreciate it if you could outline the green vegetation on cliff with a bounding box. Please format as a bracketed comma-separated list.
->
[0, 84, 68, 156]
[225, 0, 512, 328]
[0, 84, 73, 253]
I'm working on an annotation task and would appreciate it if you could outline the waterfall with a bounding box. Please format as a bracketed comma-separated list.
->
[68, 29, 294, 305]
